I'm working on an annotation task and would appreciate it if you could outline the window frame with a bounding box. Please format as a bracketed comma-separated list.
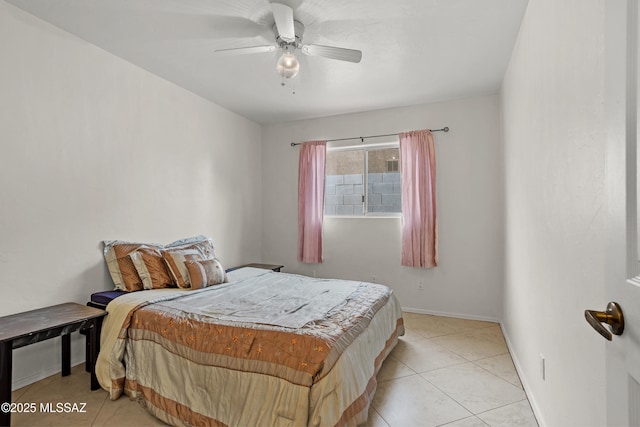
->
[325, 140, 401, 218]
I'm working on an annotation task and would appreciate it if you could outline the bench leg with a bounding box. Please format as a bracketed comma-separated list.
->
[84, 326, 90, 373]
[89, 319, 101, 391]
[1, 341, 12, 427]
[61, 334, 71, 377]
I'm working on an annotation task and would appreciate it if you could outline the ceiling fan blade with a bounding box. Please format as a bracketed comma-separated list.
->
[271, 3, 295, 42]
[214, 45, 278, 56]
[301, 44, 362, 63]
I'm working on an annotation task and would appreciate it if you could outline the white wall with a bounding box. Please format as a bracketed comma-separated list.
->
[500, 0, 606, 425]
[0, 2, 262, 388]
[262, 95, 504, 321]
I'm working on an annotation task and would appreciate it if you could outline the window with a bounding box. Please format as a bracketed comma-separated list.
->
[325, 143, 401, 216]
[386, 158, 399, 172]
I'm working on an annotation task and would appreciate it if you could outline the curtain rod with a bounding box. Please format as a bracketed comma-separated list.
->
[290, 127, 449, 147]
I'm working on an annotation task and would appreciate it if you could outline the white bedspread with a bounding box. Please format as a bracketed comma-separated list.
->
[168, 271, 360, 328]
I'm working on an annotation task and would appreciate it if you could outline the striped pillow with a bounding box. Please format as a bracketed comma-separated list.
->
[103, 241, 164, 292]
[129, 248, 173, 290]
[185, 258, 228, 289]
[163, 249, 201, 288]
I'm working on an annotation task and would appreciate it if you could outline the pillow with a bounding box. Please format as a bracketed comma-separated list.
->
[185, 258, 228, 289]
[163, 249, 202, 288]
[165, 235, 215, 260]
[103, 241, 164, 292]
[129, 247, 173, 290]
[103, 236, 216, 291]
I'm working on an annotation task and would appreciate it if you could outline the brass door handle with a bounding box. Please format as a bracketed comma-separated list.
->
[584, 302, 624, 341]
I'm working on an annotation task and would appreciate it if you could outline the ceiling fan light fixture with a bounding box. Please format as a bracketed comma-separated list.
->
[214, 2, 362, 87]
[277, 49, 299, 79]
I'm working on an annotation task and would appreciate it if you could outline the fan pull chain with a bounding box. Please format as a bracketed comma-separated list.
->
[280, 74, 297, 95]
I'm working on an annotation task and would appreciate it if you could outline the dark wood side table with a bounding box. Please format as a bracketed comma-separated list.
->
[229, 263, 284, 272]
[0, 303, 107, 426]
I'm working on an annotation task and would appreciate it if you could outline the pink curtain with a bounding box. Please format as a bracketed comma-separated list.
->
[297, 141, 327, 263]
[399, 130, 437, 268]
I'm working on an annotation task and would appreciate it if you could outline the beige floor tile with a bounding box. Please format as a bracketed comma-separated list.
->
[362, 406, 390, 427]
[376, 354, 416, 382]
[430, 331, 508, 361]
[440, 415, 490, 426]
[92, 395, 168, 427]
[402, 314, 458, 338]
[474, 354, 523, 389]
[431, 316, 498, 333]
[372, 375, 472, 427]
[476, 400, 539, 426]
[11, 366, 106, 426]
[470, 324, 507, 346]
[422, 363, 526, 414]
[398, 327, 429, 342]
[11, 384, 31, 402]
[391, 338, 468, 373]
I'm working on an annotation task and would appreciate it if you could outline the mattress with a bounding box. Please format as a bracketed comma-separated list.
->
[90, 290, 126, 306]
[96, 267, 404, 426]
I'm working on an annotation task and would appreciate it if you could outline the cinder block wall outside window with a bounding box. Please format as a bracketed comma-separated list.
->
[325, 149, 401, 215]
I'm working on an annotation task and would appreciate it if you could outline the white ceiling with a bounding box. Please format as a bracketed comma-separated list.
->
[6, 0, 528, 124]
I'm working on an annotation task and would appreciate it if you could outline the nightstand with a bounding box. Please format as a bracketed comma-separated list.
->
[229, 263, 284, 272]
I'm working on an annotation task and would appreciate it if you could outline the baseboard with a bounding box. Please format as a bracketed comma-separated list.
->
[401, 306, 501, 324]
[12, 357, 85, 391]
[499, 323, 546, 427]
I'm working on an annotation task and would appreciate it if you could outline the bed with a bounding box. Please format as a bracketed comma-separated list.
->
[96, 267, 404, 426]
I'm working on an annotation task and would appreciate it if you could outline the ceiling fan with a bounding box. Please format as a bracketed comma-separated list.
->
[214, 2, 362, 85]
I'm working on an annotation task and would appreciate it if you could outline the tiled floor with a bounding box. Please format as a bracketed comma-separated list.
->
[10, 312, 538, 426]
[366, 312, 538, 427]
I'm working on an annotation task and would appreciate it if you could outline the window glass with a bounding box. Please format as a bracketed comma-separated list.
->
[367, 148, 401, 214]
[325, 149, 364, 216]
[325, 145, 401, 216]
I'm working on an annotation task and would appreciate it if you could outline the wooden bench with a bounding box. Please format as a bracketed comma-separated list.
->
[0, 303, 107, 426]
